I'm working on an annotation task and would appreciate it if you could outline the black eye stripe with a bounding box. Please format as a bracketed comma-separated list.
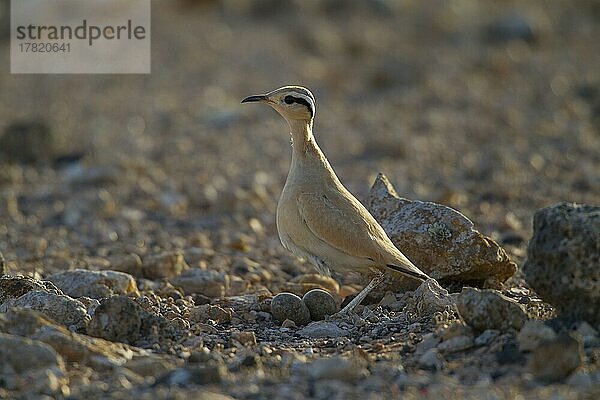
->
[283, 95, 314, 116]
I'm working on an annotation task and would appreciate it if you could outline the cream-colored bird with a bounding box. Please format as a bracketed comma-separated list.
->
[242, 86, 430, 314]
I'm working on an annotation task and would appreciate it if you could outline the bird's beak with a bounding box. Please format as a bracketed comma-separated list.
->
[241, 94, 268, 104]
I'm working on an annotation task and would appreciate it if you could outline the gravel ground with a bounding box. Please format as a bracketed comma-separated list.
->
[0, 1, 599, 399]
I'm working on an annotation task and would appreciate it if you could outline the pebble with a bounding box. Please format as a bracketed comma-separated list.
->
[438, 335, 474, 354]
[456, 287, 527, 332]
[418, 348, 445, 371]
[308, 356, 368, 382]
[302, 289, 338, 321]
[231, 331, 257, 347]
[270, 292, 311, 326]
[523, 202, 600, 324]
[189, 304, 232, 324]
[474, 330, 500, 346]
[404, 279, 455, 318]
[528, 332, 583, 382]
[87, 296, 143, 344]
[298, 321, 348, 338]
[142, 251, 189, 279]
[517, 320, 557, 352]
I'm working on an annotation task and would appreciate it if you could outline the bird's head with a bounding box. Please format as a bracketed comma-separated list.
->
[242, 86, 315, 123]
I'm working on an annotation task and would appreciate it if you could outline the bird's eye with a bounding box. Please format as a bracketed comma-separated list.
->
[284, 95, 295, 105]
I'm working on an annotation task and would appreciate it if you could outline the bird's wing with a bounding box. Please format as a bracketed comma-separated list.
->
[296, 190, 423, 277]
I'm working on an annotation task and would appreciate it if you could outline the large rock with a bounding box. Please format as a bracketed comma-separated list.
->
[523, 203, 600, 324]
[528, 332, 584, 382]
[48, 269, 138, 299]
[0, 332, 68, 396]
[367, 174, 516, 287]
[456, 287, 528, 332]
[2, 290, 89, 331]
[0, 307, 137, 370]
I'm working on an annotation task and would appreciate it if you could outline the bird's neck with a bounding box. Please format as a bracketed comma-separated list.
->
[288, 119, 320, 160]
[287, 118, 338, 181]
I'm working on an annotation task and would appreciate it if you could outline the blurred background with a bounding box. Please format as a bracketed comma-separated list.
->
[0, 0, 598, 278]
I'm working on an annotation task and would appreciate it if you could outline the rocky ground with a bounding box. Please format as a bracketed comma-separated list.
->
[0, 1, 599, 399]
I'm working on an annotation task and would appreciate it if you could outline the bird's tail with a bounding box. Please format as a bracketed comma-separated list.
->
[385, 263, 431, 282]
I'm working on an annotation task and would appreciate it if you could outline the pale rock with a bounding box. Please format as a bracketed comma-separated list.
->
[367, 174, 516, 287]
[298, 321, 348, 338]
[517, 320, 557, 351]
[456, 287, 527, 332]
[404, 279, 455, 318]
[528, 332, 583, 382]
[48, 269, 138, 299]
[170, 268, 226, 297]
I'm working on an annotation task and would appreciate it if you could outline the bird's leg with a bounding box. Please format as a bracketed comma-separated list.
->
[336, 271, 385, 315]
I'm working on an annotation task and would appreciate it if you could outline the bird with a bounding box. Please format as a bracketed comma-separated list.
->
[242, 86, 431, 314]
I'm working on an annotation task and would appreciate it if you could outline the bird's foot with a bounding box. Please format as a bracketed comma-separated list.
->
[334, 272, 385, 316]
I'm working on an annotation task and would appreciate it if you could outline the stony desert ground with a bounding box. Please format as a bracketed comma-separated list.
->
[0, 1, 599, 399]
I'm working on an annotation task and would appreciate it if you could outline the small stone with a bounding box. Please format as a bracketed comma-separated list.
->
[575, 321, 599, 347]
[161, 365, 228, 386]
[281, 319, 297, 329]
[456, 287, 527, 332]
[142, 251, 189, 279]
[308, 356, 368, 382]
[302, 289, 337, 321]
[87, 296, 142, 344]
[270, 292, 311, 326]
[566, 371, 594, 388]
[170, 268, 225, 298]
[474, 329, 500, 346]
[415, 333, 440, 355]
[517, 320, 557, 352]
[0, 275, 62, 304]
[48, 269, 138, 299]
[438, 335, 474, 354]
[528, 332, 583, 382]
[189, 304, 232, 324]
[298, 321, 348, 338]
[123, 354, 179, 378]
[231, 331, 257, 347]
[106, 253, 143, 277]
[418, 348, 445, 371]
[367, 173, 516, 288]
[523, 203, 600, 324]
[404, 278, 455, 318]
